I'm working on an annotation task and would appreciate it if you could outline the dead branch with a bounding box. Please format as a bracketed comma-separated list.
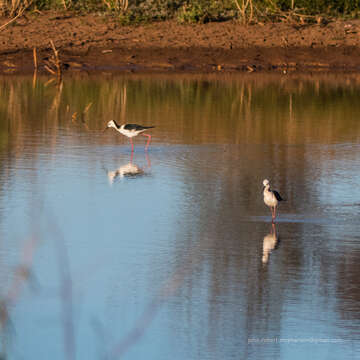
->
[0, 1, 33, 32]
[102, 0, 112, 10]
[50, 40, 62, 81]
[44, 65, 56, 75]
[83, 102, 92, 114]
[234, 0, 253, 24]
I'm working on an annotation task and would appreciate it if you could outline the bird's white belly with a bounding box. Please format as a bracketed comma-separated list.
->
[264, 192, 277, 207]
[119, 129, 140, 138]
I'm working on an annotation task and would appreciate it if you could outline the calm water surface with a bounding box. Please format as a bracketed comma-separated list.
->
[0, 74, 359, 359]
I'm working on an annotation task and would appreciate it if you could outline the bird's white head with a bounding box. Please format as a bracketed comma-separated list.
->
[263, 179, 270, 187]
[106, 120, 117, 129]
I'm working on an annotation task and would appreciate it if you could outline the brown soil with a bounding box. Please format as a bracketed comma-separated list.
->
[1, 11, 360, 74]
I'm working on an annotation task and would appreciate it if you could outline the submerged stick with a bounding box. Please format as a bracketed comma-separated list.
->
[32, 70, 37, 89]
[33, 47, 38, 70]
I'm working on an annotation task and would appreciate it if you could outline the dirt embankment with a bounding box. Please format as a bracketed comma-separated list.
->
[1, 12, 360, 74]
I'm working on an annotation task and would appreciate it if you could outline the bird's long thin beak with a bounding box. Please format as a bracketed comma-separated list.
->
[103, 127, 108, 133]
[262, 186, 265, 193]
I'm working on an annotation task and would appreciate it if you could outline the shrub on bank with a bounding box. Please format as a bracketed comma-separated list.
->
[1, 0, 360, 23]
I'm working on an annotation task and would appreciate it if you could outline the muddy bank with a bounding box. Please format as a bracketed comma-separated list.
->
[1, 12, 360, 74]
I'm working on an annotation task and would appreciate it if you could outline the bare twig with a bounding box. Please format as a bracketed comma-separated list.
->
[50, 40, 62, 81]
[44, 65, 56, 75]
[122, 0, 128, 12]
[0, 232, 40, 359]
[233, 0, 241, 13]
[46, 212, 76, 360]
[102, 0, 112, 10]
[83, 102, 92, 114]
[234, 0, 253, 24]
[0, 1, 32, 32]
[102, 0, 128, 12]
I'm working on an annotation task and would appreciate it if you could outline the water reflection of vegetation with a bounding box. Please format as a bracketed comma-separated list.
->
[1, 75, 360, 147]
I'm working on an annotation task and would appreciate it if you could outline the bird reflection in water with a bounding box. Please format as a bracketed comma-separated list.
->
[262, 223, 280, 264]
[106, 152, 151, 185]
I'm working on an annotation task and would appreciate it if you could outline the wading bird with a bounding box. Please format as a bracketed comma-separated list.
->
[262, 179, 285, 222]
[104, 120, 155, 152]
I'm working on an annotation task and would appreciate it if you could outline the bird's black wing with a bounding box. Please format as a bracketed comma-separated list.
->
[124, 124, 155, 131]
[273, 190, 285, 201]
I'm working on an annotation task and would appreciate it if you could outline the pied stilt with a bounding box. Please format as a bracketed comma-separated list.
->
[104, 120, 155, 152]
[262, 179, 285, 222]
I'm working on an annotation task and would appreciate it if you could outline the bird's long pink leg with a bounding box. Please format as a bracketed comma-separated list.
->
[271, 207, 275, 223]
[130, 138, 134, 152]
[142, 134, 152, 151]
[130, 151, 134, 164]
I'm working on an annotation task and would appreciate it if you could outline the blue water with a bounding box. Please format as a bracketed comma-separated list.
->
[0, 75, 359, 360]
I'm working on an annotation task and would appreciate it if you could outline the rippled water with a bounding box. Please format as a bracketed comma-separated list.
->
[0, 74, 359, 359]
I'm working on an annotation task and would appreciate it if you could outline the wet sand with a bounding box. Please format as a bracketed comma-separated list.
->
[1, 11, 360, 74]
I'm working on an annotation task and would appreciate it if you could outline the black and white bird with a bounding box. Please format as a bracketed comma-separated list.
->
[104, 120, 155, 151]
[262, 179, 285, 222]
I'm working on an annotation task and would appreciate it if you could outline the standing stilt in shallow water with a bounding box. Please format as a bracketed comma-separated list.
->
[104, 120, 155, 152]
[262, 179, 285, 223]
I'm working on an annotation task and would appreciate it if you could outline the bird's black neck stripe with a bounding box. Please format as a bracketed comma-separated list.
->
[113, 120, 120, 129]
